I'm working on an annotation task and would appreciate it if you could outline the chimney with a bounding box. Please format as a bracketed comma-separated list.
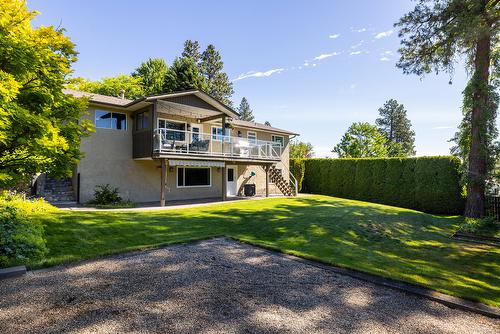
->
[119, 90, 125, 99]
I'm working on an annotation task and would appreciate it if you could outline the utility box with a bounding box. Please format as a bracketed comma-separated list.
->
[244, 184, 256, 197]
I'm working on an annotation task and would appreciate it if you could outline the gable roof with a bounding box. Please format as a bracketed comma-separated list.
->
[231, 119, 298, 136]
[63, 89, 133, 107]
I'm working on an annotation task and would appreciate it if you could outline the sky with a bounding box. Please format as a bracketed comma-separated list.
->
[29, 0, 475, 157]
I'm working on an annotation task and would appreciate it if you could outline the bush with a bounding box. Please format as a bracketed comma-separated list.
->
[0, 192, 54, 267]
[302, 157, 464, 214]
[290, 159, 305, 192]
[89, 184, 122, 205]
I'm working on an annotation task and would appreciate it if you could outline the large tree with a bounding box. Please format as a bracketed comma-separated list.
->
[290, 140, 314, 159]
[133, 58, 169, 95]
[164, 57, 206, 92]
[333, 122, 389, 158]
[395, 0, 499, 217]
[182, 40, 202, 65]
[68, 75, 144, 99]
[237, 97, 255, 121]
[376, 99, 416, 156]
[0, 0, 92, 187]
[201, 44, 234, 106]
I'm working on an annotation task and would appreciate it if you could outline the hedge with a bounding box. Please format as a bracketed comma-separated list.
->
[300, 157, 465, 214]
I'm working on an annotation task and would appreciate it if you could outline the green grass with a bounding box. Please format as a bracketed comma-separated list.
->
[458, 217, 500, 238]
[31, 195, 499, 307]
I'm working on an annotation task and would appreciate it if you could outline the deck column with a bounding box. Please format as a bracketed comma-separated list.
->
[222, 164, 227, 201]
[160, 159, 167, 206]
[265, 165, 270, 197]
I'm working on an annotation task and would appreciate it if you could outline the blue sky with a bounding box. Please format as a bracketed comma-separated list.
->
[30, 0, 474, 157]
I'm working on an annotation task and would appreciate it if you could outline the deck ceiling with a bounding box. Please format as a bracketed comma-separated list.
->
[157, 100, 224, 121]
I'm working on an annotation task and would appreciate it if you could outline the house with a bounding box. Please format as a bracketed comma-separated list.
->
[41, 89, 299, 205]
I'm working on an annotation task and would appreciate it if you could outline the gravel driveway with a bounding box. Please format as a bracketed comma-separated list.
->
[0, 238, 498, 334]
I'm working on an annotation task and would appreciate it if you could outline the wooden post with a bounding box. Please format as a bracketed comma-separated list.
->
[221, 115, 226, 156]
[265, 165, 270, 198]
[222, 165, 227, 201]
[160, 159, 166, 206]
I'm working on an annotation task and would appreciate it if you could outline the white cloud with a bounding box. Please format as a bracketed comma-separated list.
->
[382, 50, 394, 56]
[351, 27, 367, 33]
[350, 83, 356, 89]
[233, 68, 284, 81]
[380, 57, 390, 61]
[375, 30, 393, 39]
[350, 51, 362, 55]
[313, 52, 340, 61]
[329, 33, 340, 39]
[350, 40, 364, 49]
[432, 126, 454, 130]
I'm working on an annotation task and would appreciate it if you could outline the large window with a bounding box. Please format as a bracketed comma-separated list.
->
[158, 119, 186, 141]
[95, 110, 127, 130]
[177, 167, 211, 187]
[135, 111, 149, 130]
[211, 126, 231, 141]
[247, 131, 257, 145]
[272, 135, 284, 147]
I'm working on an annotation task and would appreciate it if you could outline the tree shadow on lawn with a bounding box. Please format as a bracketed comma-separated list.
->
[1, 239, 495, 334]
[38, 196, 500, 306]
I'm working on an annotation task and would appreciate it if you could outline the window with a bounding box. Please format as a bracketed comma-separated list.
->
[272, 135, 284, 147]
[211, 126, 231, 141]
[247, 131, 257, 145]
[177, 167, 211, 187]
[227, 168, 234, 182]
[135, 111, 149, 130]
[158, 119, 186, 141]
[191, 125, 200, 142]
[95, 110, 127, 130]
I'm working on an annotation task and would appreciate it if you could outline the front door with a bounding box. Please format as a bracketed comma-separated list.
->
[226, 165, 237, 196]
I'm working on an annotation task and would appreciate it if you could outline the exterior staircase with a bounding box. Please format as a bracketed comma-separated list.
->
[269, 165, 296, 196]
[41, 177, 76, 203]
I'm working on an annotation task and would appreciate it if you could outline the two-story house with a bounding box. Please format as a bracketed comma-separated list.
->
[50, 89, 298, 205]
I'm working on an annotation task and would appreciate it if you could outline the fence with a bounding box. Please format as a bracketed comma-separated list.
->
[485, 196, 500, 221]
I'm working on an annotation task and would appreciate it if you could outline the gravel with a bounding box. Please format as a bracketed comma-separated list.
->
[0, 238, 498, 334]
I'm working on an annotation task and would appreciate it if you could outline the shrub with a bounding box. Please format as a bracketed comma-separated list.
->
[302, 157, 464, 214]
[89, 184, 122, 205]
[290, 159, 305, 192]
[0, 192, 54, 267]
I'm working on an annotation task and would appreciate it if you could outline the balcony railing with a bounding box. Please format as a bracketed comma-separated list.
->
[153, 128, 283, 160]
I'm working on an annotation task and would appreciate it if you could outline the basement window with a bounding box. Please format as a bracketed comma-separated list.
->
[177, 167, 211, 188]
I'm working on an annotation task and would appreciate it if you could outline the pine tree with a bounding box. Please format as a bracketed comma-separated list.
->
[375, 99, 416, 156]
[237, 97, 255, 121]
[163, 57, 206, 92]
[182, 40, 201, 65]
[133, 58, 169, 95]
[201, 44, 234, 106]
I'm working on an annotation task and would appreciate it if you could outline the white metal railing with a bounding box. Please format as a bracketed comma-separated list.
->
[153, 128, 283, 160]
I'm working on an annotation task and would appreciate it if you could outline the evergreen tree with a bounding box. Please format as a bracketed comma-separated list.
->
[375, 99, 416, 156]
[395, 0, 499, 217]
[237, 97, 255, 121]
[164, 57, 206, 92]
[200, 44, 234, 105]
[182, 40, 201, 65]
[264, 121, 272, 126]
[333, 122, 389, 158]
[290, 141, 314, 158]
[133, 58, 169, 95]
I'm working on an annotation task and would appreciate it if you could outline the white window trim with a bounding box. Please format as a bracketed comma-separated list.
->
[211, 126, 231, 141]
[190, 123, 201, 143]
[272, 135, 285, 147]
[247, 131, 257, 144]
[158, 118, 187, 142]
[95, 110, 127, 131]
[176, 166, 212, 188]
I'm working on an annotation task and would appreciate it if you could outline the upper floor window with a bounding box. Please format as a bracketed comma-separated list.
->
[135, 111, 149, 130]
[272, 135, 284, 147]
[95, 110, 126, 131]
[211, 126, 231, 141]
[247, 131, 257, 145]
[158, 119, 186, 141]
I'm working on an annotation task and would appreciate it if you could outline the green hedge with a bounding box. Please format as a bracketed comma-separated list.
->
[301, 157, 465, 214]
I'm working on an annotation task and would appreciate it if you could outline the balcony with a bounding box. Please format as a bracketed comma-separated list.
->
[153, 128, 283, 161]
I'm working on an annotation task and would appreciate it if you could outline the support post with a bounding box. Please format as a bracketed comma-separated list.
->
[222, 165, 227, 201]
[160, 159, 166, 206]
[221, 115, 226, 156]
[265, 165, 270, 198]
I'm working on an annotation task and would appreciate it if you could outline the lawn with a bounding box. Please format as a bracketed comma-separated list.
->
[33, 195, 499, 307]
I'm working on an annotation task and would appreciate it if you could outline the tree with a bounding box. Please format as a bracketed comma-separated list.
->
[395, 0, 499, 217]
[133, 58, 169, 95]
[237, 97, 255, 121]
[376, 99, 416, 156]
[164, 57, 206, 92]
[68, 75, 144, 99]
[182, 40, 202, 65]
[264, 121, 272, 126]
[333, 122, 389, 158]
[290, 141, 314, 159]
[0, 0, 92, 187]
[200, 44, 234, 105]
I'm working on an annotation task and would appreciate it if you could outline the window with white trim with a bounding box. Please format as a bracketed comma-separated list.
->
[95, 110, 127, 130]
[211, 126, 231, 141]
[158, 119, 186, 141]
[177, 167, 211, 187]
[247, 131, 257, 145]
[272, 135, 284, 147]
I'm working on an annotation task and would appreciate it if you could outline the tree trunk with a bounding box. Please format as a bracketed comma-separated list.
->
[464, 27, 491, 218]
